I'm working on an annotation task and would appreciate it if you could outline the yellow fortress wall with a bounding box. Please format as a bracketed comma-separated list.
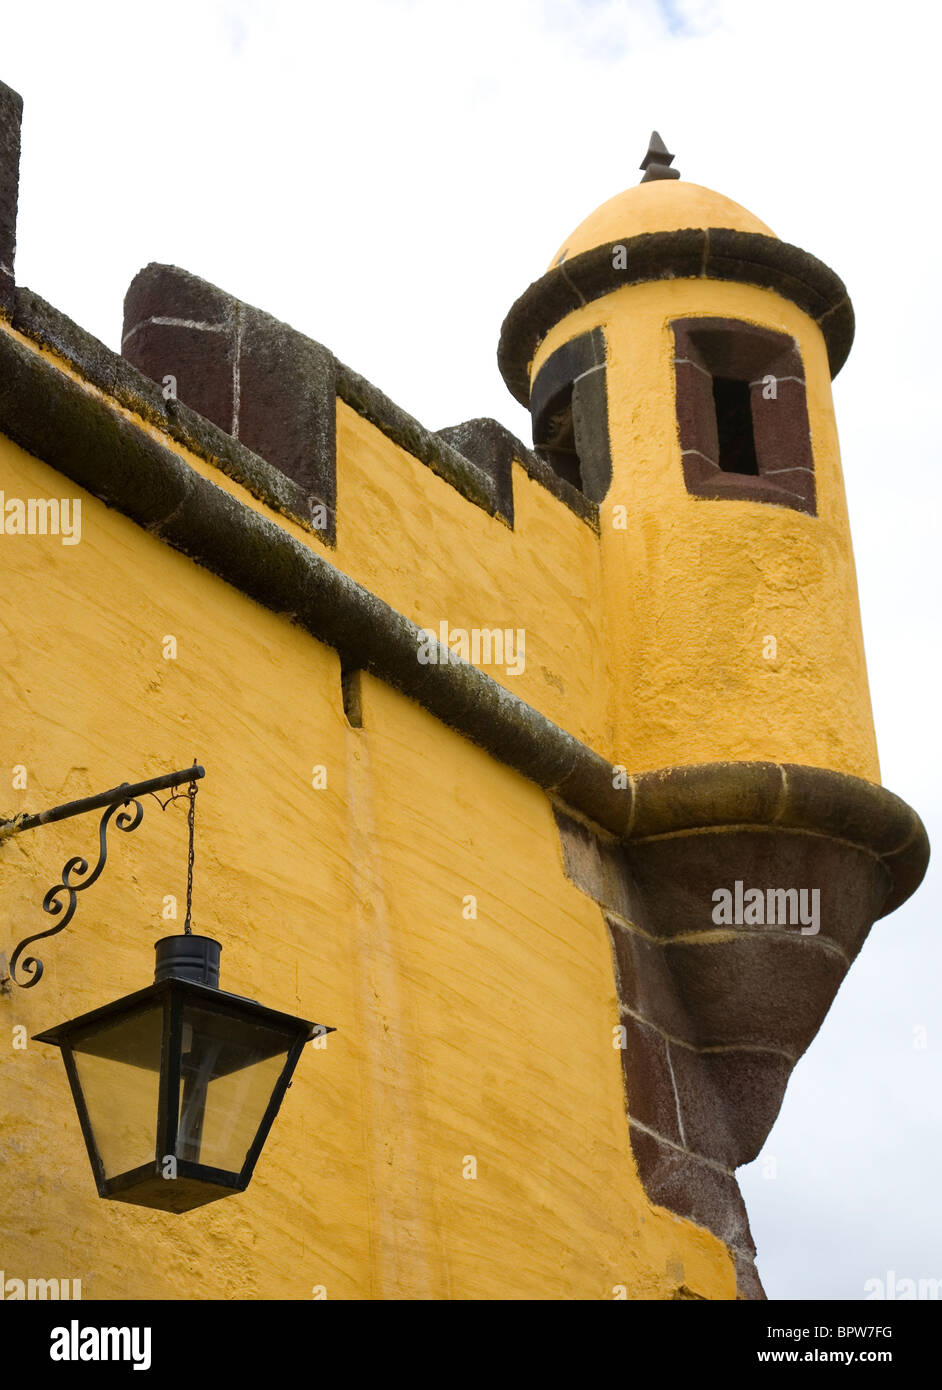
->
[0, 428, 733, 1300]
[332, 398, 611, 754]
[0, 92, 929, 1302]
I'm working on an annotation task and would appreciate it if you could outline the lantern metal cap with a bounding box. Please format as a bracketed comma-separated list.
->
[154, 934, 220, 987]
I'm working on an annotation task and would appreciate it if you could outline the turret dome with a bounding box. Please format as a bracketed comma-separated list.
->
[548, 180, 776, 270]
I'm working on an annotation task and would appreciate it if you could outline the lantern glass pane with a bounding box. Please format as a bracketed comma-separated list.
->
[69, 1004, 164, 1179]
[176, 1002, 297, 1173]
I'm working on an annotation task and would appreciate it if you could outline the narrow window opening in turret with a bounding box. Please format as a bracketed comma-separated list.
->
[533, 384, 583, 490]
[712, 378, 758, 475]
[671, 318, 816, 515]
[529, 329, 612, 502]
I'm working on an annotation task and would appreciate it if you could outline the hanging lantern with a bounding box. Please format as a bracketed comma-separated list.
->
[4, 763, 334, 1211]
[34, 935, 327, 1212]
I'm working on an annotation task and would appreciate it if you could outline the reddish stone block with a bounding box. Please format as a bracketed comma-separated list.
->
[0, 80, 23, 318]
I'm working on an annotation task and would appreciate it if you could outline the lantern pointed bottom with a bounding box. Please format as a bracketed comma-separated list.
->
[105, 1163, 247, 1213]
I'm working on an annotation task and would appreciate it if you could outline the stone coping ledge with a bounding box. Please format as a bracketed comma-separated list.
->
[498, 228, 854, 407]
[610, 761, 927, 917]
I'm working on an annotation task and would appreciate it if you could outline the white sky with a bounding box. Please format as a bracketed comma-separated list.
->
[5, 0, 940, 1300]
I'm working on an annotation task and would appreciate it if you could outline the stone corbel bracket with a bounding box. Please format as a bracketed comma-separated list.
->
[554, 760, 929, 1300]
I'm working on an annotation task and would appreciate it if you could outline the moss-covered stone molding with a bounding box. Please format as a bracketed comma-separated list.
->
[498, 228, 854, 408]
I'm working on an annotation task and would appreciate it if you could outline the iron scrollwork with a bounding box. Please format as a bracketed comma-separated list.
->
[9, 793, 144, 988]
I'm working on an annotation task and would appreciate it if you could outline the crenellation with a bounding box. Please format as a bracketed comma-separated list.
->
[12, 286, 329, 540]
[123, 264, 595, 538]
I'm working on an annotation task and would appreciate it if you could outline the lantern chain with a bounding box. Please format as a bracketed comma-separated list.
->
[184, 775, 197, 936]
[144, 766, 198, 933]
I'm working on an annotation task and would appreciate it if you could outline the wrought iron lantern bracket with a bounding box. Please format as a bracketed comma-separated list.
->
[3, 764, 205, 989]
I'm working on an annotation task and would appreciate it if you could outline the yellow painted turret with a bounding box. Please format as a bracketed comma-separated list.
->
[501, 144, 876, 781]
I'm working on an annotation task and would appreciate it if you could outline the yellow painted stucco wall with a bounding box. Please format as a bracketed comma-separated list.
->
[332, 401, 611, 755]
[531, 277, 880, 782]
[0, 426, 735, 1299]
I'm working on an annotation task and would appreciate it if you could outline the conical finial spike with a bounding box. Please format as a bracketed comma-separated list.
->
[640, 131, 680, 183]
[644, 131, 671, 161]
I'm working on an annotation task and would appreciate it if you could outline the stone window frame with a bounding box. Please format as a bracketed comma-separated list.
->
[529, 327, 613, 503]
[671, 317, 816, 516]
